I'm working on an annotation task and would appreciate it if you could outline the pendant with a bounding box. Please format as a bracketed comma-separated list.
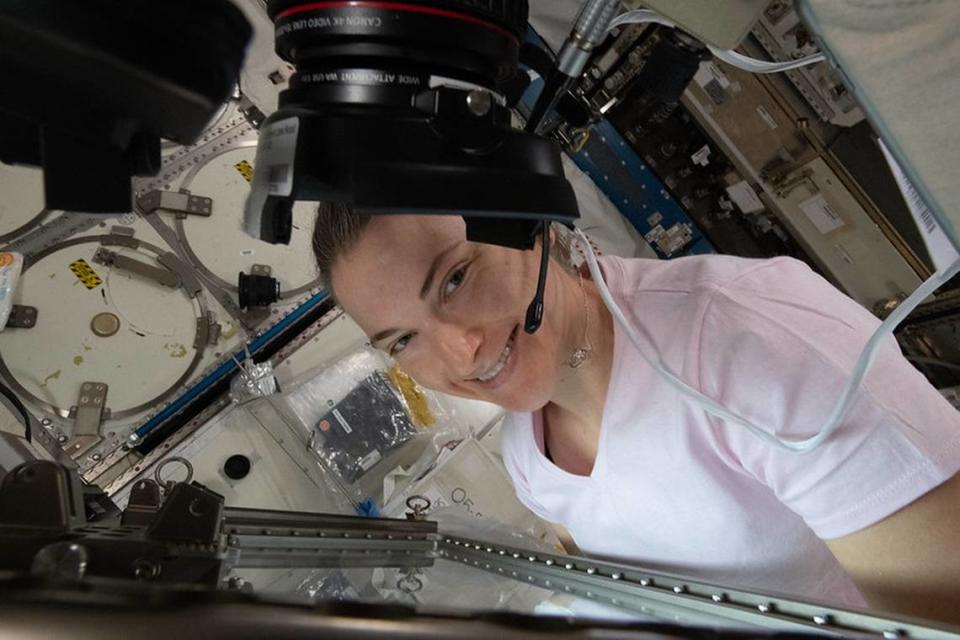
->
[567, 348, 590, 368]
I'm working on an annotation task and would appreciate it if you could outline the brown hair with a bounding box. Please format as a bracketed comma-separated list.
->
[312, 202, 372, 298]
[312, 202, 580, 298]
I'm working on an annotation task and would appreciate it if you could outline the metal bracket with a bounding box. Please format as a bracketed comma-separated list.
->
[773, 168, 817, 199]
[202, 311, 223, 349]
[138, 189, 213, 217]
[65, 382, 108, 460]
[0, 461, 85, 531]
[250, 264, 272, 277]
[4, 305, 38, 329]
[92, 248, 181, 289]
[156, 252, 203, 298]
[193, 316, 210, 350]
[147, 481, 224, 544]
[100, 230, 141, 250]
[121, 479, 163, 527]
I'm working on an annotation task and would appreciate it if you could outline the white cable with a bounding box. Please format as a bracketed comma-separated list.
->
[575, 227, 960, 453]
[707, 47, 825, 74]
[608, 9, 676, 31]
[608, 9, 825, 74]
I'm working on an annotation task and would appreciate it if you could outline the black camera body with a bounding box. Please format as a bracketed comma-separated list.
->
[0, 0, 251, 213]
[245, 0, 579, 250]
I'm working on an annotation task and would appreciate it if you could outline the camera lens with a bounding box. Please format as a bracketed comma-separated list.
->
[267, 1, 528, 107]
[246, 1, 579, 247]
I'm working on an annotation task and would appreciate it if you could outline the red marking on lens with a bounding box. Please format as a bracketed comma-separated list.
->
[275, 1, 519, 45]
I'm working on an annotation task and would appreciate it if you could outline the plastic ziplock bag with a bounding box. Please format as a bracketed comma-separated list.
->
[259, 347, 457, 507]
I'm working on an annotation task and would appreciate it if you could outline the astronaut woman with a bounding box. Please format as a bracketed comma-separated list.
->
[312, 203, 960, 623]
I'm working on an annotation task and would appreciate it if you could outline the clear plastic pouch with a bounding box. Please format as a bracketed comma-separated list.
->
[253, 346, 458, 509]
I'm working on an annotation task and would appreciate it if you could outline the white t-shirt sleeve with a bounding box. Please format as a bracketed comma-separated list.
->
[695, 257, 960, 539]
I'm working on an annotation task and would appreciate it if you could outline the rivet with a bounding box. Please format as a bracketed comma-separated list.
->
[712, 594, 726, 603]
[611, 573, 622, 580]
[545, 559, 554, 566]
[564, 563, 574, 570]
[512, 553, 520, 559]
[673, 585, 686, 594]
[640, 578, 652, 586]
[758, 603, 772, 613]
[528, 556, 536, 562]
[813, 615, 830, 625]
[586, 568, 596, 575]
[498, 550, 506, 556]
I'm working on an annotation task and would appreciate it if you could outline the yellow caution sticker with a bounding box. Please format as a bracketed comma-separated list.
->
[69, 259, 102, 289]
[234, 160, 255, 184]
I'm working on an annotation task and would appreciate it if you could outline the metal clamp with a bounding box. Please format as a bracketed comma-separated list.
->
[195, 311, 221, 348]
[138, 189, 213, 217]
[4, 305, 38, 329]
[93, 247, 181, 289]
[65, 382, 108, 459]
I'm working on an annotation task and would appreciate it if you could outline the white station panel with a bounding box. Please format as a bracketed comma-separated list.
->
[172, 145, 321, 300]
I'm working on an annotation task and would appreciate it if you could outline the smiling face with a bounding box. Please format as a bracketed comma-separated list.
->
[330, 215, 580, 412]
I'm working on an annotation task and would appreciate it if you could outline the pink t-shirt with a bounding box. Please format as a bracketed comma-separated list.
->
[502, 255, 960, 607]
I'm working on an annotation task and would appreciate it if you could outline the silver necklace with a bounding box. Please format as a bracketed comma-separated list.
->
[566, 269, 592, 368]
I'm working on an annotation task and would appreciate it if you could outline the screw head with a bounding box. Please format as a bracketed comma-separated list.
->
[466, 90, 492, 117]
